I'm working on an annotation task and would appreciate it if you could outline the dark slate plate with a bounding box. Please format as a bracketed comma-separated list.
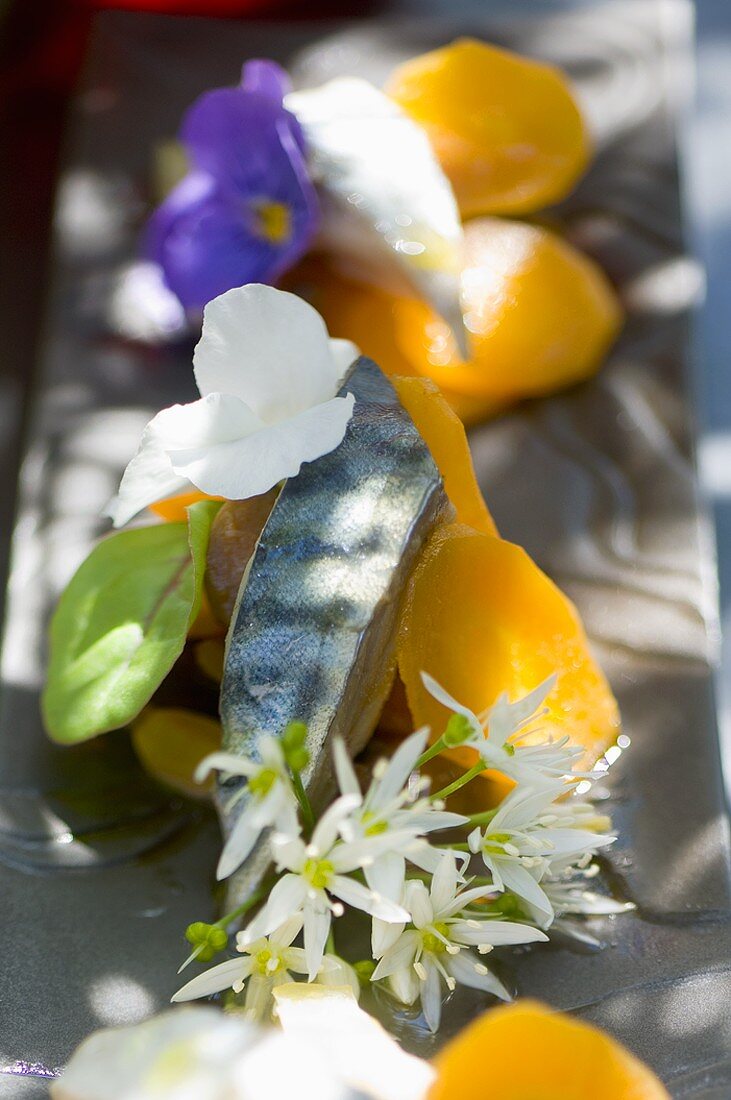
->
[1, 2, 729, 1096]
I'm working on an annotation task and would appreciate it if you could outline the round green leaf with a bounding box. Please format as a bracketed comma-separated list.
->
[42, 500, 220, 744]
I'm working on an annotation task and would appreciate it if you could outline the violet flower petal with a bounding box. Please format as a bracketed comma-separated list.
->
[241, 58, 292, 103]
[182, 85, 306, 192]
[148, 172, 313, 309]
[147, 61, 318, 310]
[240, 60, 306, 154]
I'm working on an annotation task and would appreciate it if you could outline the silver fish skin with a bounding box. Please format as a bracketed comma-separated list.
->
[217, 356, 448, 907]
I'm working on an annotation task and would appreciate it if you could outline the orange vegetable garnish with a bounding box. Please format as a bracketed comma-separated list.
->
[194, 638, 226, 683]
[187, 591, 226, 640]
[286, 255, 503, 426]
[291, 217, 620, 422]
[429, 1001, 669, 1099]
[391, 376, 497, 535]
[410, 217, 622, 401]
[131, 707, 221, 798]
[398, 524, 619, 779]
[149, 489, 222, 522]
[388, 38, 591, 218]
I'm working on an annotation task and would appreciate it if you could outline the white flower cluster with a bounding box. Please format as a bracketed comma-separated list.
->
[173, 674, 626, 1032]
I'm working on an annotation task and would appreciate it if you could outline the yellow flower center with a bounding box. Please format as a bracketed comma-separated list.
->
[253, 200, 292, 243]
[249, 767, 279, 798]
[362, 811, 389, 837]
[253, 946, 285, 976]
[421, 922, 450, 954]
[483, 831, 512, 855]
[303, 857, 334, 890]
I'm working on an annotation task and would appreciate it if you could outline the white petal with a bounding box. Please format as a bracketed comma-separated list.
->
[481, 854, 504, 893]
[488, 674, 557, 746]
[269, 913, 304, 948]
[430, 851, 459, 916]
[331, 830, 418, 873]
[551, 887, 633, 916]
[371, 916, 405, 959]
[171, 957, 248, 1001]
[274, 983, 435, 1100]
[370, 728, 429, 811]
[495, 784, 566, 830]
[421, 960, 443, 1033]
[194, 752, 257, 783]
[420, 673, 483, 740]
[371, 930, 420, 981]
[332, 738, 361, 799]
[273, 796, 301, 841]
[399, 810, 467, 833]
[439, 884, 496, 918]
[271, 832, 307, 873]
[364, 852, 405, 904]
[170, 394, 354, 502]
[407, 840, 462, 875]
[328, 337, 359, 381]
[467, 826, 483, 854]
[244, 874, 307, 941]
[158, 392, 264, 449]
[304, 901, 331, 981]
[311, 793, 362, 854]
[498, 862, 554, 921]
[247, 781, 288, 831]
[544, 829, 616, 859]
[318, 955, 361, 1001]
[447, 952, 511, 1000]
[216, 809, 261, 881]
[107, 393, 264, 527]
[243, 973, 274, 1021]
[106, 423, 190, 528]
[388, 964, 420, 1007]
[193, 284, 346, 419]
[286, 80, 465, 350]
[332, 875, 409, 923]
[449, 919, 548, 947]
[404, 880, 432, 929]
[258, 735, 287, 771]
[282, 946, 310, 974]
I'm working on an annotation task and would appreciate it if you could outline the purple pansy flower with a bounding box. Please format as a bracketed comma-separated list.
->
[147, 60, 320, 310]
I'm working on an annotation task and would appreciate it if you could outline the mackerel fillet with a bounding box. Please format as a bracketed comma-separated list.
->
[218, 357, 447, 902]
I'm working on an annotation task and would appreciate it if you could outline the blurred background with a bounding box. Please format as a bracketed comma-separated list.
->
[1, 2, 730, 1083]
[1, 0, 730, 799]
[690, 0, 731, 800]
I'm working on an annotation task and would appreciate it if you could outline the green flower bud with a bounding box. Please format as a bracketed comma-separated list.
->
[488, 893, 525, 920]
[282, 720, 307, 750]
[282, 721, 310, 773]
[286, 746, 310, 773]
[185, 921, 228, 962]
[443, 712, 473, 747]
[353, 959, 376, 986]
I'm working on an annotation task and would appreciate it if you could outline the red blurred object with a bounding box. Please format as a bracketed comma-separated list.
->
[83, 0, 297, 13]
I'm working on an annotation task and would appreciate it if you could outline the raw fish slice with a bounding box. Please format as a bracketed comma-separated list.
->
[218, 356, 448, 902]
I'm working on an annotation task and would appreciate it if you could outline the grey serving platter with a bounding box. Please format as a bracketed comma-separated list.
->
[1, 1, 730, 1096]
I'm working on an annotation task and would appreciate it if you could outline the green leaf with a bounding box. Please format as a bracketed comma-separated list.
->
[42, 500, 221, 744]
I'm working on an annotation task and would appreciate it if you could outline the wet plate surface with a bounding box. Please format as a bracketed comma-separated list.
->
[1, 1, 729, 1096]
